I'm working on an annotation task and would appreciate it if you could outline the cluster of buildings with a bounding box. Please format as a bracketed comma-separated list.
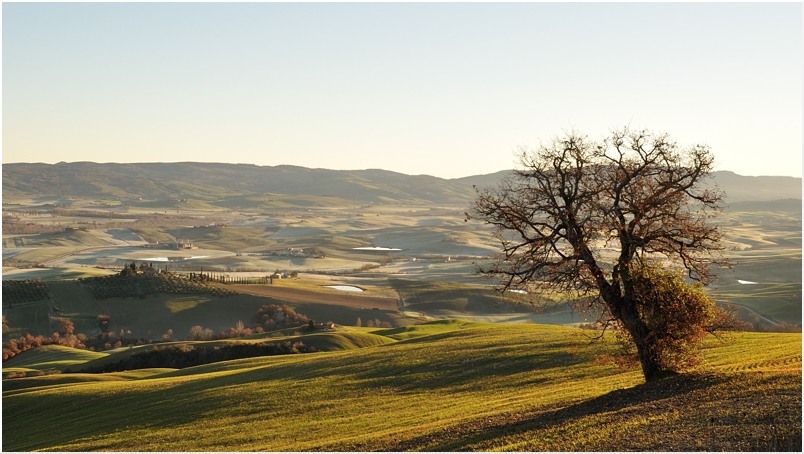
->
[267, 248, 323, 259]
[142, 240, 197, 250]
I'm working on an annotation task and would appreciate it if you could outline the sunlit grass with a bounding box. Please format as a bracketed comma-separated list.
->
[2, 322, 799, 451]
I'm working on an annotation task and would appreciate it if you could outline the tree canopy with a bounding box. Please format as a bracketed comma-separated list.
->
[470, 127, 733, 381]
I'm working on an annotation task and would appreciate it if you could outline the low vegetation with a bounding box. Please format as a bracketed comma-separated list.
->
[254, 303, 310, 330]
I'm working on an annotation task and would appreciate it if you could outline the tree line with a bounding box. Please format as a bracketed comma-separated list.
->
[2, 304, 328, 362]
[80, 341, 317, 373]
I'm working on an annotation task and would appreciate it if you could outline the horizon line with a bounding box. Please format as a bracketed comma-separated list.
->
[2, 160, 802, 180]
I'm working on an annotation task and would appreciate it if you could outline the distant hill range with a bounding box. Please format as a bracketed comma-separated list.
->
[2, 162, 800, 207]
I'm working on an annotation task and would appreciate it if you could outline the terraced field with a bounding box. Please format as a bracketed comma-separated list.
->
[2, 322, 800, 451]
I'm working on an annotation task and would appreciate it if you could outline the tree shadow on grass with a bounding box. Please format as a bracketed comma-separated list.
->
[389, 372, 729, 451]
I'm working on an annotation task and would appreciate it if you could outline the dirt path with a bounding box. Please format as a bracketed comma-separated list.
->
[223, 284, 400, 311]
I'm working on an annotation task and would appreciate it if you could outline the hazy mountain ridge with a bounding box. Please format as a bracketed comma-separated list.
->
[2, 162, 800, 206]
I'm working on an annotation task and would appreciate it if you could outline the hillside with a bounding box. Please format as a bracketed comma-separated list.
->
[2, 162, 476, 205]
[2, 322, 801, 451]
[2, 162, 799, 206]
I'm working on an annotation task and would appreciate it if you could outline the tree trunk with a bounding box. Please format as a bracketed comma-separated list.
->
[604, 289, 675, 382]
[632, 332, 668, 381]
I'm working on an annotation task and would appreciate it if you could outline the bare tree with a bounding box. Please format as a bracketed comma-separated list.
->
[189, 325, 204, 341]
[470, 127, 730, 381]
[60, 319, 75, 337]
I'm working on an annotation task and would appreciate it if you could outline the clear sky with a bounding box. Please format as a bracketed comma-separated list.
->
[2, 2, 801, 178]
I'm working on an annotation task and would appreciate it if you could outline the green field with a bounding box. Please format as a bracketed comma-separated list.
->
[3, 345, 108, 374]
[2, 322, 800, 451]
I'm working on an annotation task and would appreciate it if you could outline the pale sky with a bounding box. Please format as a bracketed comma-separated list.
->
[2, 2, 802, 178]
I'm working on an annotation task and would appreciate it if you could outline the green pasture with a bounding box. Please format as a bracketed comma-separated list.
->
[47, 281, 106, 336]
[3, 345, 107, 372]
[2, 322, 800, 451]
[1, 369, 175, 394]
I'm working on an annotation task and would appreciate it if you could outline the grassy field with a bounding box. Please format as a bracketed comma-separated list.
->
[46, 281, 106, 336]
[2, 322, 800, 451]
[2, 345, 108, 374]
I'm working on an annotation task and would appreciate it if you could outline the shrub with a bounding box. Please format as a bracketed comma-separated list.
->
[60, 320, 75, 336]
[189, 325, 215, 341]
[254, 304, 309, 331]
[610, 262, 740, 372]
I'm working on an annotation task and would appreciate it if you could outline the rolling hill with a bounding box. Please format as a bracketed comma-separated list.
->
[2, 162, 800, 206]
[2, 321, 801, 451]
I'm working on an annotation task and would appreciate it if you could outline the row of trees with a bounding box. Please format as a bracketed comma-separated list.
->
[355, 317, 392, 328]
[4, 303, 322, 361]
[255, 304, 310, 331]
[82, 341, 317, 373]
[2, 316, 158, 361]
